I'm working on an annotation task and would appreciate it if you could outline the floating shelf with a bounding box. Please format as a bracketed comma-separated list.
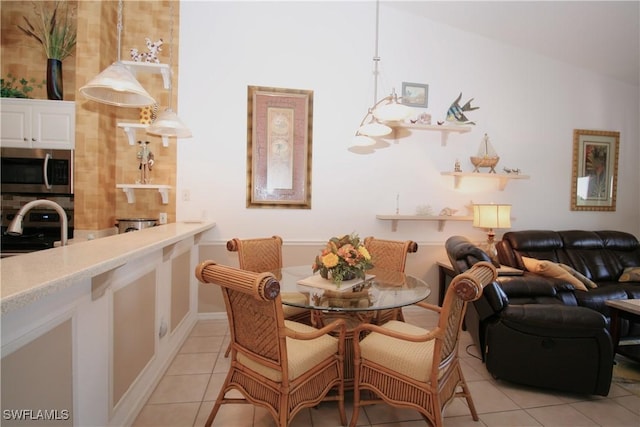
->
[116, 184, 171, 204]
[121, 60, 171, 89]
[394, 122, 472, 146]
[440, 172, 530, 191]
[376, 214, 473, 232]
[117, 122, 169, 147]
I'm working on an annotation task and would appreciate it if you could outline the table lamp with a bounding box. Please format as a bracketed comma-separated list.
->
[473, 203, 512, 263]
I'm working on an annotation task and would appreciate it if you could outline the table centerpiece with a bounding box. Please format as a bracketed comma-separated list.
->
[312, 233, 374, 285]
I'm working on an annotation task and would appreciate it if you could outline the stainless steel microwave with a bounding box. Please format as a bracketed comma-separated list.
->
[1, 147, 73, 195]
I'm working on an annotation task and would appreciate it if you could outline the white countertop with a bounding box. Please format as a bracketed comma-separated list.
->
[1, 221, 216, 314]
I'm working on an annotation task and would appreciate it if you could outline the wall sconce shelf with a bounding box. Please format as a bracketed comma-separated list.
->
[395, 123, 471, 146]
[116, 184, 171, 204]
[121, 60, 171, 89]
[376, 214, 473, 232]
[118, 122, 169, 147]
[441, 172, 530, 190]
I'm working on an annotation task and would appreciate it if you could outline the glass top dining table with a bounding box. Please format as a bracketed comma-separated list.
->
[273, 265, 431, 313]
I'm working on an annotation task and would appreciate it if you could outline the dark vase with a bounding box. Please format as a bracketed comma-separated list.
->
[47, 58, 63, 100]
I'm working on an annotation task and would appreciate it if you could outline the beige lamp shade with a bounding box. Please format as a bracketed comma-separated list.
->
[473, 204, 512, 229]
[146, 109, 193, 138]
[79, 62, 156, 107]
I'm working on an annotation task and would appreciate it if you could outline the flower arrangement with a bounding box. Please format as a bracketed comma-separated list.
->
[18, 1, 77, 61]
[312, 233, 374, 284]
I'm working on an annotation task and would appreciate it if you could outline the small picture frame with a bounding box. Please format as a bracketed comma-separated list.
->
[571, 129, 619, 211]
[401, 82, 429, 108]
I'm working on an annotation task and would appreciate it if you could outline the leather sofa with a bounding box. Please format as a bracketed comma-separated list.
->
[444, 234, 628, 396]
[497, 230, 640, 337]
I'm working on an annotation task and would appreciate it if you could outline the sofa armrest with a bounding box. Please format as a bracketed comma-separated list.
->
[500, 304, 609, 338]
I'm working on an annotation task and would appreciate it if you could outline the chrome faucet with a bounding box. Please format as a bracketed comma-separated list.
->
[7, 199, 68, 246]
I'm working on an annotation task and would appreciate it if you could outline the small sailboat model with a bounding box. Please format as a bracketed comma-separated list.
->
[470, 133, 499, 173]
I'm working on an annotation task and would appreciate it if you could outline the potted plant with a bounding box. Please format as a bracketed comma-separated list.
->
[1, 74, 45, 98]
[18, 0, 77, 100]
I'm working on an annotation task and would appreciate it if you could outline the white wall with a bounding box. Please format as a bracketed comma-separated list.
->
[177, 1, 640, 246]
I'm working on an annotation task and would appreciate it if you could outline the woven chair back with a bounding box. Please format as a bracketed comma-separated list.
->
[364, 237, 418, 273]
[436, 261, 496, 368]
[227, 236, 283, 273]
[196, 261, 285, 367]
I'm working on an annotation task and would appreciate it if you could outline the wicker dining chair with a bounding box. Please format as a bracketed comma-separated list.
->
[363, 236, 418, 324]
[349, 261, 497, 427]
[196, 261, 347, 427]
[225, 236, 311, 358]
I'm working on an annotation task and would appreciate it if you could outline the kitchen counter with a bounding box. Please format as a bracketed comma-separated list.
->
[1, 221, 216, 314]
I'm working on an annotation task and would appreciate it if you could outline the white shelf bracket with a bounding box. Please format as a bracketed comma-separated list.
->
[440, 131, 450, 146]
[157, 187, 169, 204]
[161, 136, 169, 147]
[121, 125, 137, 145]
[120, 187, 136, 203]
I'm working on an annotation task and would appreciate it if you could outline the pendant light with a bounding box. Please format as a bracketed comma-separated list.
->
[147, 0, 192, 138]
[79, 0, 155, 107]
[354, 0, 412, 144]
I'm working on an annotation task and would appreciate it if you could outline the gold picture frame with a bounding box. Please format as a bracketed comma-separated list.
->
[246, 86, 313, 209]
[571, 129, 619, 211]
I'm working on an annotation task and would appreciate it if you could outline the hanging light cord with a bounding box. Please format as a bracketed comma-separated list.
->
[167, 0, 175, 110]
[116, 0, 123, 61]
[372, 0, 380, 106]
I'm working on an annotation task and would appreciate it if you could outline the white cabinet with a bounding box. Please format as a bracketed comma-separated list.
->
[0, 98, 75, 149]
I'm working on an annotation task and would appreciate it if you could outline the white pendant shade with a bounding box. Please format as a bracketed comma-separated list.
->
[146, 109, 193, 138]
[79, 62, 155, 107]
[352, 135, 377, 146]
[373, 101, 413, 122]
[358, 121, 392, 137]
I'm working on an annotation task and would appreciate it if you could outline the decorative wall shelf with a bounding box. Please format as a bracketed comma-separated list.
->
[117, 122, 169, 147]
[116, 184, 171, 204]
[394, 123, 471, 146]
[121, 60, 171, 89]
[440, 172, 530, 191]
[376, 214, 473, 232]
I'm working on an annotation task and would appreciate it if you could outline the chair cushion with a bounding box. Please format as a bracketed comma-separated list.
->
[237, 320, 337, 382]
[281, 292, 309, 318]
[359, 320, 435, 382]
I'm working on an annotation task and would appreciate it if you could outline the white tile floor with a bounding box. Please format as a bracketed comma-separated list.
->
[133, 308, 640, 427]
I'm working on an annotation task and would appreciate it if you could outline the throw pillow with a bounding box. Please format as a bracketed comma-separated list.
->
[521, 256, 589, 291]
[558, 263, 598, 289]
[618, 267, 640, 283]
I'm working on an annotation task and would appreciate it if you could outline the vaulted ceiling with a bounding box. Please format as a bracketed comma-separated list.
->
[387, 1, 639, 87]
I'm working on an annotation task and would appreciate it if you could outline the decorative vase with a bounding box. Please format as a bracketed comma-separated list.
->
[47, 58, 63, 100]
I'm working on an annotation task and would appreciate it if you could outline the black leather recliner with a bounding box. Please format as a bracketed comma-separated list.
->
[445, 235, 613, 396]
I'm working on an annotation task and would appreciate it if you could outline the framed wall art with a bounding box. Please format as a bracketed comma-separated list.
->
[246, 86, 313, 209]
[401, 82, 429, 108]
[571, 129, 620, 211]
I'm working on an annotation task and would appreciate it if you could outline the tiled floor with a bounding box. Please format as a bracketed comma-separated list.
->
[133, 308, 640, 426]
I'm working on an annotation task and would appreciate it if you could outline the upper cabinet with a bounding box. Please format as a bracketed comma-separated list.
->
[0, 98, 75, 150]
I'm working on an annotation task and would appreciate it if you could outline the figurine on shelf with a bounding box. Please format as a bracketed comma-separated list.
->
[454, 159, 462, 172]
[446, 92, 479, 125]
[136, 140, 155, 184]
[130, 37, 163, 63]
[504, 167, 521, 175]
[470, 133, 499, 173]
[439, 207, 458, 216]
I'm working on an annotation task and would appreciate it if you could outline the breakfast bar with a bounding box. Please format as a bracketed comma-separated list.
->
[1, 222, 215, 427]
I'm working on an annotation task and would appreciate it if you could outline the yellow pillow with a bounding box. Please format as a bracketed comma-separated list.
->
[521, 256, 589, 291]
[619, 267, 640, 282]
[558, 263, 598, 289]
